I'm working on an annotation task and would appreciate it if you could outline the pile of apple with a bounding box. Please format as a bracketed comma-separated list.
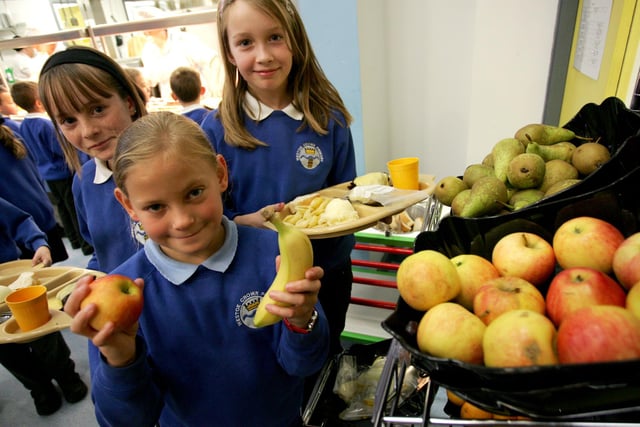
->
[396, 215, 640, 369]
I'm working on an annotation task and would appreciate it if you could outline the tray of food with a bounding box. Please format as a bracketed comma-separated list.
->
[271, 174, 436, 239]
[0, 262, 104, 344]
[382, 165, 640, 420]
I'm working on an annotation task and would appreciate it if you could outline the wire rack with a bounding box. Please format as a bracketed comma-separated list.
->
[371, 339, 640, 427]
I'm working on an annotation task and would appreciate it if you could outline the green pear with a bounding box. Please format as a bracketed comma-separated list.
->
[526, 141, 576, 162]
[544, 178, 581, 197]
[571, 142, 611, 175]
[434, 176, 468, 206]
[482, 153, 494, 168]
[491, 138, 524, 183]
[462, 164, 494, 188]
[506, 153, 546, 189]
[459, 176, 508, 218]
[451, 188, 472, 216]
[514, 123, 576, 145]
[538, 159, 579, 193]
[509, 189, 545, 210]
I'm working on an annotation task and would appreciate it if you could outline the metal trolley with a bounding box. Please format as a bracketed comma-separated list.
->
[371, 339, 640, 427]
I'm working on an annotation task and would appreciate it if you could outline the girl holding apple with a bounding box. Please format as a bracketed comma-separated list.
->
[64, 112, 329, 426]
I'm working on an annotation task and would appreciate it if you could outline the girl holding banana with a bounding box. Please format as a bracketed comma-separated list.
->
[64, 112, 329, 426]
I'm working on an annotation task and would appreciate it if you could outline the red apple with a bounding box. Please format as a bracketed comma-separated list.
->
[612, 232, 640, 290]
[80, 274, 143, 330]
[397, 250, 461, 311]
[627, 282, 640, 320]
[545, 267, 626, 327]
[473, 276, 546, 325]
[552, 216, 624, 273]
[451, 254, 500, 311]
[483, 309, 558, 367]
[491, 232, 555, 286]
[417, 302, 486, 364]
[557, 305, 640, 364]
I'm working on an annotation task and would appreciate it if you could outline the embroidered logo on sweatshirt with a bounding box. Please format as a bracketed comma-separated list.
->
[235, 290, 262, 328]
[295, 143, 323, 170]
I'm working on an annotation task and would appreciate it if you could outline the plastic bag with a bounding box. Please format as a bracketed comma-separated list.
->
[335, 356, 420, 421]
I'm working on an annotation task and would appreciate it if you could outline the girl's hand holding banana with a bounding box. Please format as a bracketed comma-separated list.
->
[262, 265, 324, 330]
[254, 207, 323, 329]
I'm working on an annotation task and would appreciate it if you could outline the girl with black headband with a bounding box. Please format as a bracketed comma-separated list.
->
[38, 46, 149, 419]
[38, 46, 148, 277]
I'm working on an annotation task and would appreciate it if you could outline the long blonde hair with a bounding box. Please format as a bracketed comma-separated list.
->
[38, 46, 148, 174]
[114, 112, 219, 194]
[216, 0, 352, 149]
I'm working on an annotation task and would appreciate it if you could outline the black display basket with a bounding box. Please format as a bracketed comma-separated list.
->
[381, 99, 640, 420]
[382, 165, 640, 420]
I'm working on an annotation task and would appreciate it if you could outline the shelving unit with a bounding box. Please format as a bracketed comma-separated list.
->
[344, 230, 416, 344]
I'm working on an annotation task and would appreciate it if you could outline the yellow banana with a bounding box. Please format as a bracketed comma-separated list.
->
[253, 210, 314, 327]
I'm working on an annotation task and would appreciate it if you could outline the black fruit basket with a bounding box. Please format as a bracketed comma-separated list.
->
[452, 97, 640, 223]
[382, 165, 640, 420]
[521, 96, 640, 206]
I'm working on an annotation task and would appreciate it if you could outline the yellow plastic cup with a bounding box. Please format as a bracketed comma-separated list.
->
[5, 285, 51, 332]
[387, 157, 420, 190]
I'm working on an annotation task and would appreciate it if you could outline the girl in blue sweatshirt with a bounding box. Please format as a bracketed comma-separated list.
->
[0, 118, 68, 263]
[201, 0, 357, 358]
[64, 112, 329, 427]
[10, 80, 93, 255]
[0, 198, 87, 416]
[37, 46, 149, 274]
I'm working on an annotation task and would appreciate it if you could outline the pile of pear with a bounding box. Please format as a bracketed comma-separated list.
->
[435, 124, 611, 218]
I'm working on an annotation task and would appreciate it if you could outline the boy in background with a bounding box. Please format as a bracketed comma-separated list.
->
[10, 81, 93, 255]
[169, 66, 211, 125]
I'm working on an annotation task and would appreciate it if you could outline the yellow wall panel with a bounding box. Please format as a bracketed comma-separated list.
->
[560, 0, 638, 124]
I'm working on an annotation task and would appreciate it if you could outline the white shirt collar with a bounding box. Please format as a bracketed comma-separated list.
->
[181, 104, 205, 114]
[93, 158, 113, 184]
[23, 112, 50, 120]
[243, 92, 303, 121]
[143, 216, 238, 285]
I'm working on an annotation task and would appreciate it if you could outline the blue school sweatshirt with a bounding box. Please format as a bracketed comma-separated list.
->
[0, 143, 58, 234]
[0, 197, 48, 263]
[201, 99, 357, 270]
[72, 159, 142, 273]
[18, 114, 72, 181]
[89, 219, 329, 427]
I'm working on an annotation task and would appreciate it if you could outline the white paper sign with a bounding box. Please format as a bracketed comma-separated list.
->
[573, 0, 612, 80]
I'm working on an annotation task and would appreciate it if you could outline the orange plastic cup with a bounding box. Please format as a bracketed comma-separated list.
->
[5, 285, 51, 332]
[387, 157, 420, 190]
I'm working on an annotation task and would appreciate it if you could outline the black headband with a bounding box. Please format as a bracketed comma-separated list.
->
[40, 47, 133, 95]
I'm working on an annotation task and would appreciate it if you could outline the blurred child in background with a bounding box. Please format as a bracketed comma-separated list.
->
[0, 196, 87, 416]
[0, 86, 23, 136]
[0, 117, 68, 263]
[170, 66, 211, 125]
[10, 81, 92, 255]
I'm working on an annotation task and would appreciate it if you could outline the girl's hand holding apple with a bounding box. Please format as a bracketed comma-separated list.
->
[64, 275, 144, 367]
